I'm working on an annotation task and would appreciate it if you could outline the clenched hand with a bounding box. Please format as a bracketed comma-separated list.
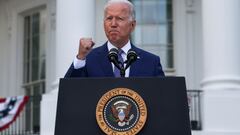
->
[77, 38, 95, 60]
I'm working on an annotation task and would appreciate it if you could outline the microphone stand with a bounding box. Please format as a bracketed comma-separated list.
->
[109, 48, 137, 78]
[119, 62, 125, 77]
[120, 55, 137, 77]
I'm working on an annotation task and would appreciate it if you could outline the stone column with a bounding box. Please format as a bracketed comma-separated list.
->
[201, 0, 240, 134]
[41, 0, 95, 135]
[55, 0, 96, 80]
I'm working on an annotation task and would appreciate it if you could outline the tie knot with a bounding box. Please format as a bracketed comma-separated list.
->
[117, 49, 124, 63]
[118, 49, 124, 55]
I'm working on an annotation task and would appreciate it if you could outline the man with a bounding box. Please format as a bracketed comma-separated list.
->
[65, 0, 165, 78]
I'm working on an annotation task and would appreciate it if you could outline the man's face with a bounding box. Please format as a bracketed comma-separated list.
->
[104, 3, 136, 48]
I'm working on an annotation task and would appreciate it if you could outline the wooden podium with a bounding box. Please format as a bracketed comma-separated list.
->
[55, 77, 191, 135]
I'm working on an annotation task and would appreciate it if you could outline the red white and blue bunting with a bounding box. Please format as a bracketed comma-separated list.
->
[0, 96, 29, 131]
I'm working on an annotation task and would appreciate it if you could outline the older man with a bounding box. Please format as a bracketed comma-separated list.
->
[65, 0, 165, 78]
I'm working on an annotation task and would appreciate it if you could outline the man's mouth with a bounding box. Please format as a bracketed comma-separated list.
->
[109, 30, 119, 33]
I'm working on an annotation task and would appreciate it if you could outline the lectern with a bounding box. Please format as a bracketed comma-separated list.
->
[55, 77, 191, 135]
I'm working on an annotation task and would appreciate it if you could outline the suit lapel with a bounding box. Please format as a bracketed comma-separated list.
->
[97, 43, 114, 77]
[129, 45, 142, 77]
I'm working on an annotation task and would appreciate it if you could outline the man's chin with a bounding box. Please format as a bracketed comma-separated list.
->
[109, 37, 119, 43]
[109, 40, 125, 48]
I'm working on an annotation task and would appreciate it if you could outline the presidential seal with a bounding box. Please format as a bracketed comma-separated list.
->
[96, 88, 147, 135]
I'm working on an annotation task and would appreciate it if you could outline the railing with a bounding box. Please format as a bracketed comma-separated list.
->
[0, 96, 41, 135]
[187, 90, 202, 130]
[0, 90, 202, 134]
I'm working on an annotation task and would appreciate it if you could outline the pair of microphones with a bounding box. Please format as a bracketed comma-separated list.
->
[108, 48, 138, 77]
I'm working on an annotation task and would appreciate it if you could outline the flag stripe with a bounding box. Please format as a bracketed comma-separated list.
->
[0, 96, 29, 131]
[0, 98, 6, 103]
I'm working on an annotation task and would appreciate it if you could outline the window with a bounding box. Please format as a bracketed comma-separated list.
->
[131, 0, 174, 72]
[23, 11, 45, 133]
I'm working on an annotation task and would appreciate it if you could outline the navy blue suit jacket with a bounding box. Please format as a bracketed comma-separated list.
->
[65, 43, 165, 78]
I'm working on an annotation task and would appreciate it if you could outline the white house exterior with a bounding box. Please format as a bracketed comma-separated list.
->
[0, 0, 239, 135]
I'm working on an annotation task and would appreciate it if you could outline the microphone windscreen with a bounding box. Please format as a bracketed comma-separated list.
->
[108, 48, 119, 62]
[127, 49, 137, 61]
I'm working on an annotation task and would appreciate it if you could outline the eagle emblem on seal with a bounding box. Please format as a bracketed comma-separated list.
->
[111, 100, 134, 127]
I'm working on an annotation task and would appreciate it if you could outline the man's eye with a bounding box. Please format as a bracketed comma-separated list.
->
[106, 17, 112, 20]
[117, 17, 124, 21]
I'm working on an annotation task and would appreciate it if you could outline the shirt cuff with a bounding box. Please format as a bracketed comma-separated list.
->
[73, 56, 86, 69]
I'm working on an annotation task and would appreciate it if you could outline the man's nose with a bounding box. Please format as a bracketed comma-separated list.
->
[110, 18, 117, 27]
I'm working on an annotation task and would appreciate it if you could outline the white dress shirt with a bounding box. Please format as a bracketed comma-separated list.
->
[73, 40, 131, 77]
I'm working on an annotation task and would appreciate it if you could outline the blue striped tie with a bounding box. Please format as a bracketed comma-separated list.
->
[114, 49, 124, 77]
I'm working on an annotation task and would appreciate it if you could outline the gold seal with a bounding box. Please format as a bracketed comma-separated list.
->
[96, 88, 147, 135]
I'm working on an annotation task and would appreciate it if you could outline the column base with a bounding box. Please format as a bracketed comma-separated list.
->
[192, 130, 240, 135]
[201, 76, 240, 90]
[40, 89, 58, 135]
[201, 89, 240, 134]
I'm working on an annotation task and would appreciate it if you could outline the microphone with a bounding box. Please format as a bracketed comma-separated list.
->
[108, 48, 121, 70]
[125, 49, 138, 70]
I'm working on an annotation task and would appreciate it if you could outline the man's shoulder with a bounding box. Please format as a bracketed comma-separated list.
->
[93, 42, 107, 50]
[88, 43, 160, 59]
[87, 43, 108, 57]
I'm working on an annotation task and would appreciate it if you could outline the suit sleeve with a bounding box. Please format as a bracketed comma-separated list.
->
[64, 63, 88, 78]
[155, 56, 165, 77]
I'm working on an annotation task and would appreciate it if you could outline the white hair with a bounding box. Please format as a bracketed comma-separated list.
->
[104, 0, 136, 20]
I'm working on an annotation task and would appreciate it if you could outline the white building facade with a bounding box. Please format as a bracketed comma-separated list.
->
[0, 0, 239, 135]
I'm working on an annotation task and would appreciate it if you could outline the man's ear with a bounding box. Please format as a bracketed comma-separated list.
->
[131, 20, 136, 30]
[132, 20, 136, 27]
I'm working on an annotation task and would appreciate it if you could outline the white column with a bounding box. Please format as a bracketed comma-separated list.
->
[201, 0, 240, 134]
[41, 0, 95, 135]
[55, 0, 95, 80]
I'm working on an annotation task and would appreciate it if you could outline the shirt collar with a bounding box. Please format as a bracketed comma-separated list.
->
[107, 41, 131, 54]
